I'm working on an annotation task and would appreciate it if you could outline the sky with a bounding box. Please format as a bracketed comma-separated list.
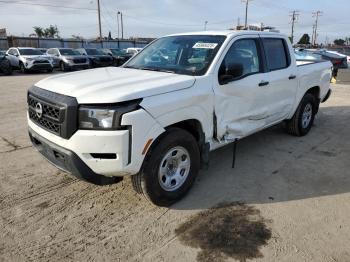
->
[0, 0, 349, 44]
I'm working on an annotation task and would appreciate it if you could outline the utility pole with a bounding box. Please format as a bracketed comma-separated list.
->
[97, 0, 102, 45]
[242, 0, 252, 29]
[204, 21, 208, 31]
[311, 24, 315, 47]
[118, 11, 124, 39]
[289, 10, 299, 44]
[312, 11, 322, 46]
[117, 12, 120, 39]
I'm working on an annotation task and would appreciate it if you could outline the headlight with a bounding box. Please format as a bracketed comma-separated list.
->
[78, 100, 141, 130]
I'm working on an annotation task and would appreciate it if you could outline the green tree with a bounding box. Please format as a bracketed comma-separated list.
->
[33, 26, 44, 38]
[334, 39, 345, 46]
[298, 34, 310, 45]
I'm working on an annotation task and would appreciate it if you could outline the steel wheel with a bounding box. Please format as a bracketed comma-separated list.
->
[158, 146, 191, 192]
[302, 103, 313, 129]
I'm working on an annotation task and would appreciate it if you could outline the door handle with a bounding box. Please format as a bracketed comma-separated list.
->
[259, 81, 269, 87]
[289, 75, 297, 80]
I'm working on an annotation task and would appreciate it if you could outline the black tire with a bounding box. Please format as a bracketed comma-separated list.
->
[286, 93, 317, 136]
[131, 128, 200, 206]
[19, 62, 27, 74]
[60, 62, 67, 72]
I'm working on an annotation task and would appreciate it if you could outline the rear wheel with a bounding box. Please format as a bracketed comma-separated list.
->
[131, 128, 200, 206]
[286, 93, 317, 136]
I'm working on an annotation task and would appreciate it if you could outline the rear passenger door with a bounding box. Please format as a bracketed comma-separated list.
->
[260, 36, 298, 123]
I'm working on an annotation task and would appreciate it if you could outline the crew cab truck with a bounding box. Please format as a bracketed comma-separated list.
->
[27, 31, 332, 206]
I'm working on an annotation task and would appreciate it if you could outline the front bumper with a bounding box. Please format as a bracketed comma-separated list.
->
[28, 108, 165, 180]
[65, 62, 90, 70]
[26, 63, 52, 71]
[29, 128, 121, 185]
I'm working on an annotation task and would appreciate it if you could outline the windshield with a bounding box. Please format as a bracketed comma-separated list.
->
[110, 49, 126, 56]
[19, 49, 43, 55]
[124, 35, 226, 76]
[59, 49, 79, 56]
[86, 49, 104, 55]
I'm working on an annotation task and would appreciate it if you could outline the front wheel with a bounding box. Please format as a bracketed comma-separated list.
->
[131, 128, 200, 206]
[285, 93, 317, 136]
[19, 62, 27, 73]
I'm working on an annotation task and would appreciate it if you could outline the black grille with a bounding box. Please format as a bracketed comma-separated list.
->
[100, 57, 112, 62]
[73, 58, 87, 64]
[34, 60, 49, 64]
[27, 86, 78, 139]
[28, 95, 63, 135]
[29, 110, 60, 133]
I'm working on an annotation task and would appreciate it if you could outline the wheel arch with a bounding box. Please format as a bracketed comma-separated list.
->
[147, 118, 209, 169]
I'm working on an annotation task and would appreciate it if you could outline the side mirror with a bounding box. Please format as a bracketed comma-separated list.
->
[219, 63, 244, 85]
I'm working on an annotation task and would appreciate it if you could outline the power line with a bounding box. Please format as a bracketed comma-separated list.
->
[0, 0, 96, 11]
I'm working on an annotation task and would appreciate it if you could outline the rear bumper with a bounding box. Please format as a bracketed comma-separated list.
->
[29, 128, 122, 185]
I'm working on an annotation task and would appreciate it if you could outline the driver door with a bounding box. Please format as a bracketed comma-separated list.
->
[213, 35, 270, 140]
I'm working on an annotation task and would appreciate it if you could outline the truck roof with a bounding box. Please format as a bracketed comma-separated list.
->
[168, 30, 285, 37]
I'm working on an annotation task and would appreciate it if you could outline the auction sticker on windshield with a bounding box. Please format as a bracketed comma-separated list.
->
[193, 43, 218, 49]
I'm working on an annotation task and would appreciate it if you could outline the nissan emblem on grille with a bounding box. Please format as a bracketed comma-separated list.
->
[35, 102, 43, 119]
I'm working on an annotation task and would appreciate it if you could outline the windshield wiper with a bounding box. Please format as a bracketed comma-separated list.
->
[139, 67, 176, 74]
[125, 65, 175, 74]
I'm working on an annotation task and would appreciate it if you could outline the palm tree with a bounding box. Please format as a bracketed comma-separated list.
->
[33, 26, 44, 38]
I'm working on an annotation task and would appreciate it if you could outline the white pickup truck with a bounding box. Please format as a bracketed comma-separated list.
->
[28, 31, 332, 206]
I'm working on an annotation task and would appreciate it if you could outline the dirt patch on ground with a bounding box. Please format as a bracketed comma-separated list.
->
[175, 202, 271, 262]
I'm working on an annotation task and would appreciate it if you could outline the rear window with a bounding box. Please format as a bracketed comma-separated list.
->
[263, 38, 290, 71]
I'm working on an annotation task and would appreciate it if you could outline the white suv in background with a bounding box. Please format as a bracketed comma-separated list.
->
[6, 47, 53, 73]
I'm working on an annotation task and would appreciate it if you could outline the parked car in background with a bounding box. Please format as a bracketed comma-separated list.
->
[47, 48, 90, 71]
[0, 50, 12, 75]
[126, 47, 142, 55]
[6, 47, 53, 73]
[308, 49, 348, 77]
[75, 48, 113, 68]
[101, 48, 133, 66]
[325, 50, 350, 65]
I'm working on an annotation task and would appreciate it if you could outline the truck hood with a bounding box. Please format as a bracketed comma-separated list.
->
[35, 67, 196, 104]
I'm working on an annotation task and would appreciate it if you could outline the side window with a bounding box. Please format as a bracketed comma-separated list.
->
[220, 38, 261, 81]
[47, 49, 53, 55]
[262, 38, 290, 71]
[8, 49, 15, 55]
